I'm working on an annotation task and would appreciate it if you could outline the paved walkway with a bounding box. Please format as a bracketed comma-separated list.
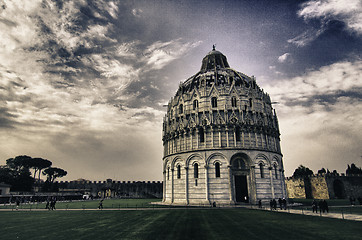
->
[252, 206, 362, 221]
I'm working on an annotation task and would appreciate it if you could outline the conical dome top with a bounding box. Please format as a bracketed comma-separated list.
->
[200, 45, 230, 71]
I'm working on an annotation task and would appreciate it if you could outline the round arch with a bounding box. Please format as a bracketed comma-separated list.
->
[186, 153, 204, 167]
[171, 156, 184, 169]
[230, 152, 252, 169]
[254, 154, 270, 166]
[206, 152, 227, 166]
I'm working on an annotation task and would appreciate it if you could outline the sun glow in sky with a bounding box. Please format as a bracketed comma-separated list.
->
[0, 0, 361, 181]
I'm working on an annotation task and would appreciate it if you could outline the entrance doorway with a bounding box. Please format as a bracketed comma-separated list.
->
[234, 175, 248, 203]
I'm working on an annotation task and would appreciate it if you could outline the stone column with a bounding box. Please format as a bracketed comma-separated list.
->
[218, 127, 221, 147]
[211, 126, 214, 148]
[226, 126, 229, 147]
[185, 167, 189, 204]
[171, 168, 174, 203]
[260, 133, 264, 149]
[204, 165, 210, 204]
[233, 128, 236, 147]
[281, 170, 286, 198]
[269, 167, 275, 199]
[197, 128, 199, 148]
[163, 170, 166, 202]
[250, 166, 256, 204]
[228, 165, 234, 202]
[248, 132, 251, 147]
[242, 132, 245, 147]
[191, 130, 194, 150]
[255, 133, 258, 147]
[184, 133, 187, 151]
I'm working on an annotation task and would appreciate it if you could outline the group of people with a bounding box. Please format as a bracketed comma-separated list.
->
[312, 199, 328, 213]
[268, 198, 287, 210]
[45, 197, 57, 210]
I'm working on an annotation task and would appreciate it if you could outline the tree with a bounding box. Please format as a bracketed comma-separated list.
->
[43, 167, 67, 183]
[317, 168, 326, 175]
[4, 155, 34, 191]
[6, 155, 33, 172]
[346, 163, 362, 175]
[42, 167, 67, 192]
[31, 158, 52, 181]
[292, 165, 314, 179]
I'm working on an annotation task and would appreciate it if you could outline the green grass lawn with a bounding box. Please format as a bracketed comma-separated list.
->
[0, 198, 163, 210]
[0, 208, 361, 240]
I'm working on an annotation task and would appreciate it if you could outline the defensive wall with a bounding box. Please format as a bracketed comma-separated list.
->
[285, 174, 362, 200]
[57, 179, 163, 199]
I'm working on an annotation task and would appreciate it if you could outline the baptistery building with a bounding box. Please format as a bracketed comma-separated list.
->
[162, 47, 286, 205]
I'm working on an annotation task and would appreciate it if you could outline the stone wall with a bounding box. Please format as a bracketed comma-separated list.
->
[56, 180, 163, 199]
[285, 178, 305, 199]
[286, 174, 362, 200]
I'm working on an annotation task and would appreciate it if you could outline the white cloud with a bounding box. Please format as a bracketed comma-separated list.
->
[289, 0, 362, 47]
[298, 0, 362, 34]
[278, 53, 292, 63]
[264, 60, 362, 176]
[287, 28, 325, 47]
[132, 8, 143, 17]
[143, 40, 202, 70]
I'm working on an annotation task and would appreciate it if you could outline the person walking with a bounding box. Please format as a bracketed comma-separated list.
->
[16, 198, 20, 210]
[312, 200, 317, 213]
[98, 199, 104, 209]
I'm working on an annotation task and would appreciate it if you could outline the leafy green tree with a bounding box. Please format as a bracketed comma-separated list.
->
[317, 168, 326, 175]
[292, 165, 314, 179]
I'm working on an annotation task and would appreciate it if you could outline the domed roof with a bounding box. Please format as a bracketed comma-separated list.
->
[200, 46, 230, 71]
[180, 47, 252, 93]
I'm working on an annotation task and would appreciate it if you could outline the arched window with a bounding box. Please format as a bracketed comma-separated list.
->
[215, 162, 220, 178]
[194, 163, 199, 178]
[193, 99, 198, 110]
[167, 167, 170, 180]
[249, 98, 253, 108]
[177, 165, 181, 179]
[211, 97, 217, 108]
[259, 163, 264, 178]
[231, 97, 237, 107]
[274, 164, 278, 179]
[199, 128, 205, 142]
[179, 104, 183, 114]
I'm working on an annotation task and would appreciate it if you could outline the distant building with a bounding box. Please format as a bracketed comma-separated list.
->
[162, 47, 286, 205]
[0, 183, 11, 196]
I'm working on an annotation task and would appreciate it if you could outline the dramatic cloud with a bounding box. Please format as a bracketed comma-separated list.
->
[0, 0, 201, 180]
[298, 0, 362, 34]
[265, 60, 362, 175]
[288, 0, 362, 47]
[0, 0, 360, 180]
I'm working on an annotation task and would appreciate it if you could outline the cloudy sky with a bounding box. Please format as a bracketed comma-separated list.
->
[0, 0, 361, 181]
